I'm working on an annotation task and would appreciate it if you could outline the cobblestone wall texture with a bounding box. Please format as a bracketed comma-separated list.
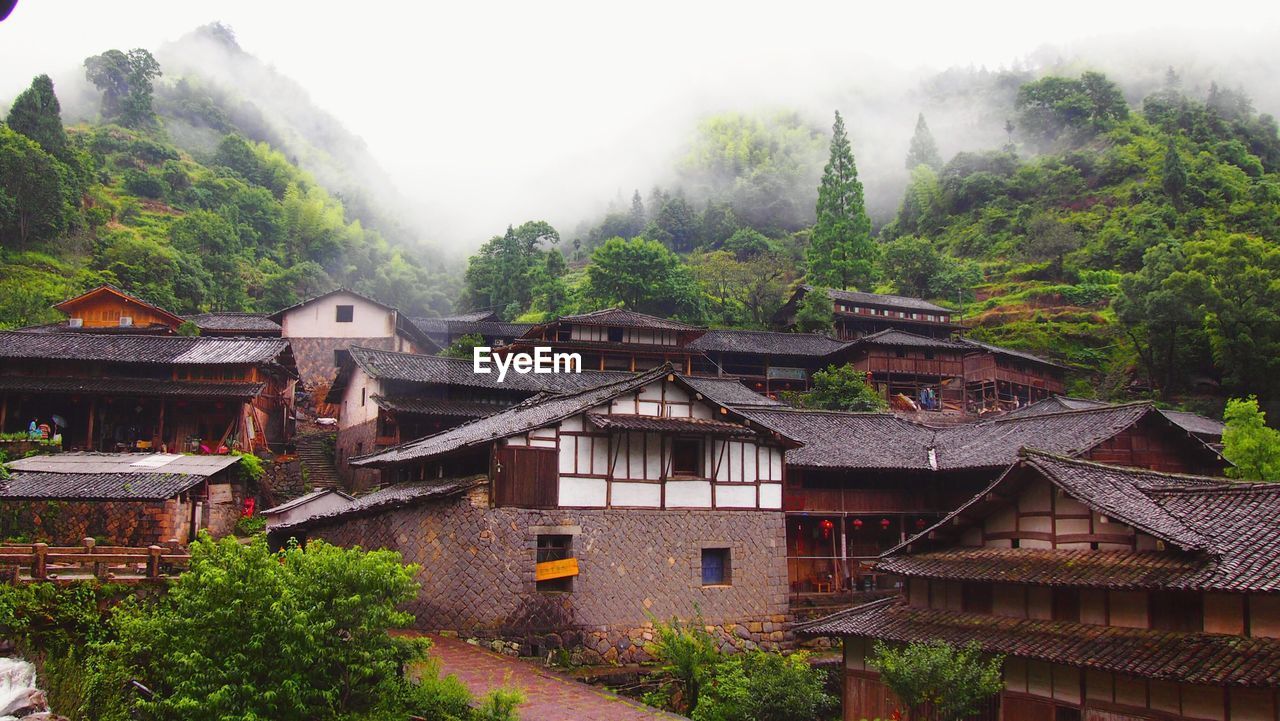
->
[0, 498, 183, 545]
[309, 486, 793, 661]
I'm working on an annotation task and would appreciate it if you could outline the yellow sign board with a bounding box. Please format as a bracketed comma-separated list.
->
[535, 557, 579, 581]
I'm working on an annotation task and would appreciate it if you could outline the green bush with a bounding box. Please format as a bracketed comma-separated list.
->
[645, 614, 722, 713]
[691, 651, 835, 721]
[233, 514, 266, 537]
[871, 640, 1003, 721]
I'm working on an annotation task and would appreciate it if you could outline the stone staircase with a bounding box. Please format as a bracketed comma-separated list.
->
[296, 431, 340, 490]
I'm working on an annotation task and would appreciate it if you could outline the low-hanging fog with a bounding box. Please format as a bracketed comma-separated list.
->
[2, 0, 1280, 259]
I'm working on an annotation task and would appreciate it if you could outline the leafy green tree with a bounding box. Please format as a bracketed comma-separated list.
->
[260, 261, 331, 312]
[462, 221, 560, 318]
[719, 227, 774, 260]
[690, 651, 835, 721]
[792, 287, 834, 333]
[628, 189, 646, 236]
[6, 74, 69, 157]
[791, 364, 886, 412]
[645, 615, 721, 714]
[1115, 243, 1209, 396]
[84, 48, 162, 128]
[1016, 72, 1128, 149]
[439, 333, 487, 360]
[169, 210, 250, 310]
[1221, 396, 1280, 482]
[871, 640, 1005, 721]
[0, 125, 74, 247]
[646, 195, 700, 253]
[1183, 233, 1280, 399]
[1162, 137, 1188, 210]
[807, 111, 875, 290]
[584, 237, 703, 320]
[881, 236, 980, 302]
[906, 113, 942, 171]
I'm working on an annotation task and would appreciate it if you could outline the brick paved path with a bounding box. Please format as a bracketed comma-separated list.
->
[423, 634, 687, 721]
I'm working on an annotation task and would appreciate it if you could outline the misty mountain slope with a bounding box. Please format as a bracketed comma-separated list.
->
[148, 24, 434, 256]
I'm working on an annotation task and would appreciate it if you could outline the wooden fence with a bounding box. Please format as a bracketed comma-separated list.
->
[0, 538, 190, 584]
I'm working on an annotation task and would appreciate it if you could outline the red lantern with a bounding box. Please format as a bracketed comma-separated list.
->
[880, 518, 891, 530]
[820, 519, 834, 538]
[915, 518, 927, 530]
[852, 518, 863, 531]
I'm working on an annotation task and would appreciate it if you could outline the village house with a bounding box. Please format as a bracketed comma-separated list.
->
[268, 288, 439, 412]
[273, 365, 798, 660]
[180, 312, 282, 337]
[261, 488, 354, 530]
[0, 452, 246, 545]
[739, 402, 1225, 599]
[960, 338, 1069, 412]
[776, 286, 962, 340]
[686, 329, 851, 395]
[0, 331, 297, 454]
[802, 450, 1280, 721]
[828, 329, 971, 412]
[1008, 396, 1225, 446]
[411, 309, 533, 349]
[509, 308, 707, 373]
[20, 285, 282, 339]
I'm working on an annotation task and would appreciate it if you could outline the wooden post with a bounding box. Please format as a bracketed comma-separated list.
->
[86, 397, 97, 451]
[146, 545, 163, 579]
[32, 542, 47, 581]
[156, 400, 166, 452]
[0, 392, 7, 433]
[84, 537, 105, 579]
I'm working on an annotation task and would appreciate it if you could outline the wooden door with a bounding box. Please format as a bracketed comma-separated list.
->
[1003, 696, 1054, 721]
[494, 446, 559, 508]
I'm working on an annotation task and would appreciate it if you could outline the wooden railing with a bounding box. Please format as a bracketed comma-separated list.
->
[0, 538, 191, 584]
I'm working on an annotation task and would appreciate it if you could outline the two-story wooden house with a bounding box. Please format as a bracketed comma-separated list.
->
[273, 365, 799, 660]
[804, 450, 1280, 721]
[961, 338, 1069, 412]
[828, 329, 971, 412]
[0, 331, 297, 453]
[777, 286, 962, 340]
[510, 308, 706, 373]
[269, 288, 439, 412]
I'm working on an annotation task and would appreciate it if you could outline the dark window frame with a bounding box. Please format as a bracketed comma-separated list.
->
[536, 534, 574, 594]
[334, 348, 352, 367]
[335, 304, 354, 323]
[701, 547, 731, 586]
[671, 437, 704, 477]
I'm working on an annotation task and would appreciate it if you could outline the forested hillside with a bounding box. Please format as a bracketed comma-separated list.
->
[459, 70, 1280, 415]
[0, 28, 455, 329]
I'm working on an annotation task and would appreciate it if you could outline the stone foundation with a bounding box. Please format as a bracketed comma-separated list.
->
[0, 497, 188, 545]
[306, 485, 794, 658]
[334, 418, 379, 491]
[286, 336, 399, 414]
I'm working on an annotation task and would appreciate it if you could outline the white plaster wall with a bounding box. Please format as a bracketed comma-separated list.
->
[339, 367, 380, 428]
[280, 292, 396, 339]
[666, 480, 712, 507]
[715, 484, 755, 508]
[611, 482, 661, 507]
[759, 483, 782, 509]
[559, 476, 607, 506]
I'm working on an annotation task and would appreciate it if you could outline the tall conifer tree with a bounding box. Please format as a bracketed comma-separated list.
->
[6, 75, 68, 158]
[807, 111, 875, 290]
[905, 113, 942, 171]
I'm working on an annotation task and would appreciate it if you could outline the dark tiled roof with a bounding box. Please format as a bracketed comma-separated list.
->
[799, 597, 1280, 687]
[851, 329, 969, 350]
[585, 413, 759, 438]
[957, 337, 1069, 369]
[352, 366, 675, 467]
[677, 375, 784, 408]
[270, 475, 486, 532]
[887, 452, 1279, 591]
[738, 409, 936, 470]
[552, 308, 700, 331]
[816, 286, 951, 313]
[183, 312, 281, 333]
[0, 332, 291, 366]
[686, 330, 849, 357]
[261, 488, 354, 515]
[876, 548, 1209, 590]
[412, 318, 532, 339]
[1159, 409, 1225, 438]
[0, 471, 204, 500]
[0, 375, 265, 399]
[1003, 397, 1109, 417]
[931, 403, 1162, 470]
[372, 395, 512, 418]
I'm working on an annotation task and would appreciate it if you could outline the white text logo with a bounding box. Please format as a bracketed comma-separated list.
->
[473, 346, 582, 382]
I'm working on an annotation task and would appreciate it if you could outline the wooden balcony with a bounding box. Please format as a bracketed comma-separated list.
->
[783, 487, 963, 514]
[853, 356, 964, 378]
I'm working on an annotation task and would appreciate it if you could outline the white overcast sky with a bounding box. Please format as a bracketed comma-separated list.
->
[3, 1, 1279, 245]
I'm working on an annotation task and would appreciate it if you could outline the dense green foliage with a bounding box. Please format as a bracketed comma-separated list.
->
[807, 111, 876, 290]
[4, 536, 518, 721]
[787, 364, 887, 412]
[583, 237, 703, 321]
[1221, 396, 1280, 481]
[0, 57, 454, 330]
[643, 615, 835, 721]
[871, 640, 1004, 721]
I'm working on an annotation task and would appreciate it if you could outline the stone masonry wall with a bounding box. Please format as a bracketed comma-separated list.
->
[0, 498, 182, 546]
[309, 486, 792, 662]
[334, 418, 380, 492]
[287, 336, 398, 412]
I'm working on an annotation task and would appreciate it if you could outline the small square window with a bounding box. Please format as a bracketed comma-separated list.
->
[335, 305, 354, 322]
[702, 548, 730, 586]
[334, 349, 352, 367]
[607, 327, 624, 343]
[536, 534, 574, 593]
[671, 438, 703, 477]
